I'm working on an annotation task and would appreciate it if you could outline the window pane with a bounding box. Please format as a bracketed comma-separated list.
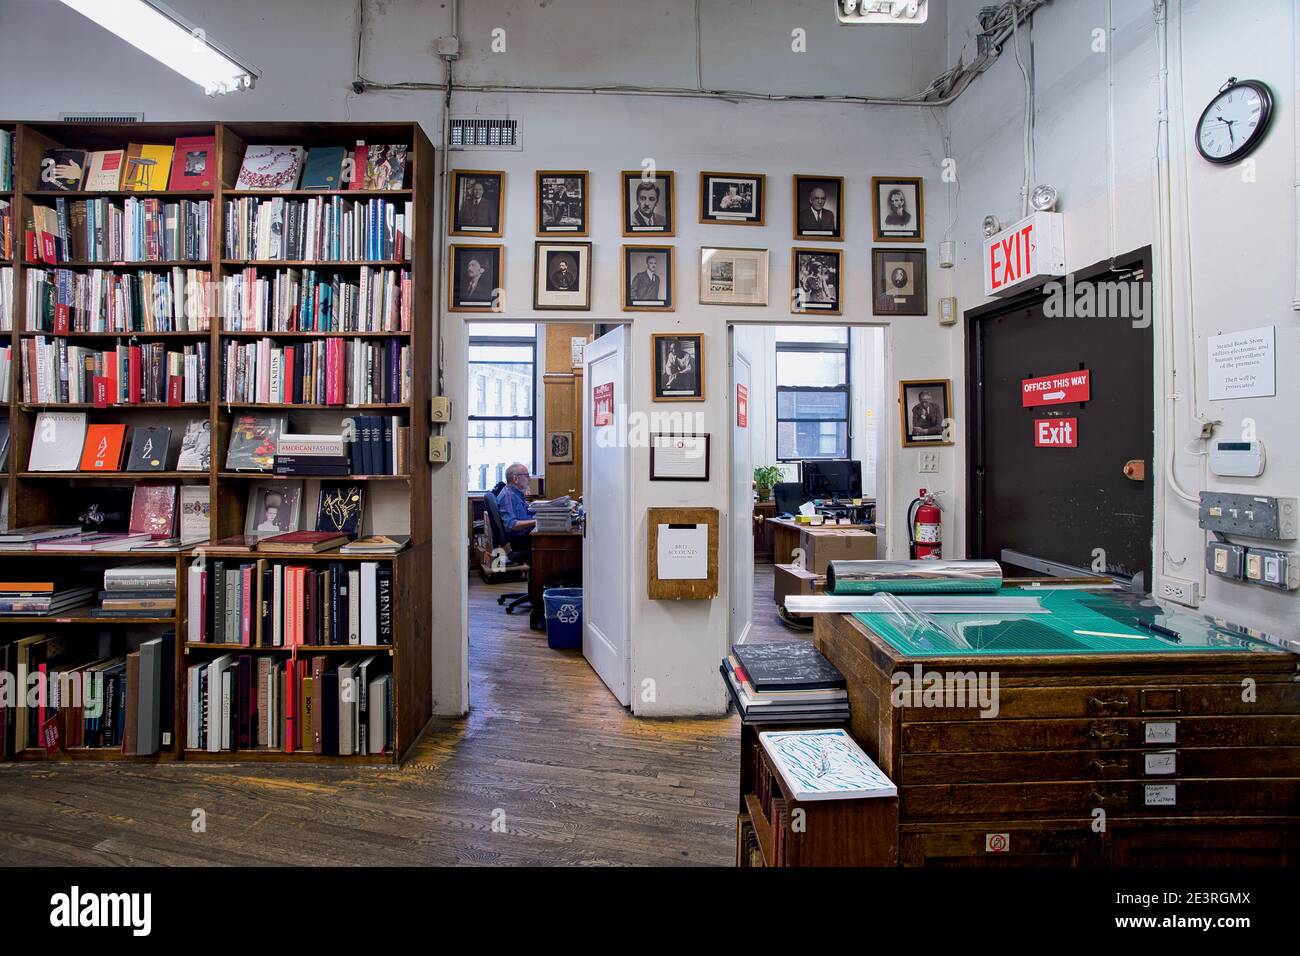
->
[777, 389, 848, 420]
[469, 344, 533, 363]
[777, 421, 847, 460]
[774, 325, 848, 345]
[470, 322, 536, 339]
[467, 359, 534, 416]
[776, 350, 846, 387]
[467, 424, 535, 491]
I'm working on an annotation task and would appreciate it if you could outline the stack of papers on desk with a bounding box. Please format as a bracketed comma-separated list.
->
[532, 496, 575, 532]
[720, 640, 849, 724]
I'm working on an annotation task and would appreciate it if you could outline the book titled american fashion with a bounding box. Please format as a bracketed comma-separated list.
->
[225, 414, 286, 471]
[78, 424, 128, 472]
[126, 425, 172, 471]
[234, 145, 305, 191]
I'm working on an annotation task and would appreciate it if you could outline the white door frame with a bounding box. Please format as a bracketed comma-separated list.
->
[729, 329, 755, 646]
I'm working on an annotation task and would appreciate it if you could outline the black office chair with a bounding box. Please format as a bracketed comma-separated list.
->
[482, 492, 531, 614]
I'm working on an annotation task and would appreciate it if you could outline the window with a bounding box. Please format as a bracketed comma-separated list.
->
[775, 325, 850, 460]
[468, 323, 536, 492]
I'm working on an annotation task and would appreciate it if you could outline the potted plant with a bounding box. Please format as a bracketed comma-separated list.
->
[753, 465, 783, 502]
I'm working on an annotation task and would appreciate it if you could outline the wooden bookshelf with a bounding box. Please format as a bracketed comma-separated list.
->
[1, 120, 435, 765]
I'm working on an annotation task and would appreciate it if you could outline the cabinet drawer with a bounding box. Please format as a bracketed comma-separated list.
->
[902, 715, 1300, 753]
[899, 820, 1099, 866]
[902, 747, 1300, 784]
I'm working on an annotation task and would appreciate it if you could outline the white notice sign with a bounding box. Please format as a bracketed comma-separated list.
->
[1208, 325, 1276, 400]
[657, 524, 708, 580]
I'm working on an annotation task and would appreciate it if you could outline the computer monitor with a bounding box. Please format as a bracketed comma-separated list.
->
[773, 482, 804, 516]
[801, 459, 862, 501]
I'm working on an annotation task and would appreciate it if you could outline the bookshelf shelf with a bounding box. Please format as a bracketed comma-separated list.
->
[2, 120, 435, 766]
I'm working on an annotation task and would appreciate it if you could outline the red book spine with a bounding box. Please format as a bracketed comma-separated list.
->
[128, 347, 141, 404]
[283, 349, 294, 405]
[349, 143, 367, 190]
[167, 375, 182, 405]
[240, 565, 253, 646]
[284, 660, 296, 754]
[25, 230, 38, 261]
[54, 303, 70, 334]
[40, 231, 57, 264]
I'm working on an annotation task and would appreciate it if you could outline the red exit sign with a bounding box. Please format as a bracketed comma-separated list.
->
[982, 212, 1066, 297]
[1035, 418, 1078, 448]
[1022, 369, 1091, 407]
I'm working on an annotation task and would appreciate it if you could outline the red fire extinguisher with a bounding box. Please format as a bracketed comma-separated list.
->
[908, 489, 942, 560]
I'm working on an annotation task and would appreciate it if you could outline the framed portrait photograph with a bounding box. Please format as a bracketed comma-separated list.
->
[699, 247, 769, 306]
[872, 248, 927, 316]
[872, 175, 924, 242]
[448, 244, 502, 312]
[793, 175, 844, 241]
[621, 170, 674, 236]
[536, 170, 588, 236]
[622, 245, 674, 311]
[534, 241, 592, 310]
[900, 379, 954, 447]
[245, 480, 303, 537]
[546, 431, 574, 465]
[652, 333, 705, 401]
[792, 248, 842, 315]
[699, 171, 765, 226]
[450, 169, 505, 237]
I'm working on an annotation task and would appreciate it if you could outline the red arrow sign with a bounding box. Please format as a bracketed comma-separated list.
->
[1022, 369, 1090, 407]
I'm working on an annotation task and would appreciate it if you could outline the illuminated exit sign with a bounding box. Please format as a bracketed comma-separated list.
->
[982, 212, 1065, 297]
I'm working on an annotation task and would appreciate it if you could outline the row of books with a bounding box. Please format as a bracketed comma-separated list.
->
[721, 641, 849, 724]
[0, 631, 174, 757]
[0, 484, 204, 552]
[186, 653, 392, 755]
[219, 266, 411, 333]
[0, 266, 9, 332]
[0, 130, 12, 192]
[25, 267, 212, 333]
[220, 337, 409, 406]
[223, 195, 413, 262]
[234, 143, 407, 192]
[38, 140, 212, 193]
[28, 197, 212, 264]
[1, 198, 12, 259]
[228, 414, 409, 476]
[21, 337, 210, 405]
[187, 558, 393, 647]
[27, 414, 209, 472]
[0, 346, 11, 402]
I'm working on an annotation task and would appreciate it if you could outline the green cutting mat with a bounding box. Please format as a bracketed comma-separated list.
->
[853, 587, 1283, 658]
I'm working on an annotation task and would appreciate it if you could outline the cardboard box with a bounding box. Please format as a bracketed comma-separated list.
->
[798, 527, 877, 575]
[773, 563, 823, 606]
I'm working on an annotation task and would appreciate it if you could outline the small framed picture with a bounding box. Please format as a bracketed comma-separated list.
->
[536, 170, 588, 236]
[622, 245, 674, 311]
[872, 248, 927, 315]
[700, 171, 765, 225]
[792, 248, 842, 315]
[649, 433, 710, 481]
[793, 175, 843, 241]
[699, 247, 768, 306]
[652, 333, 705, 402]
[449, 244, 502, 312]
[900, 379, 954, 447]
[534, 241, 592, 310]
[622, 170, 674, 236]
[872, 175, 924, 242]
[546, 431, 574, 465]
[245, 481, 303, 537]
[450, 169, 505, 237]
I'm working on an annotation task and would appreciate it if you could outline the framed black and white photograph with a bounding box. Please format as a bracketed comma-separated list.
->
[621, 170, 674, 236]
[699, 171, 765, 226]
[649, 433, 711, 481]
[245, 480, 303, 536]
[546, 431, 574, 465]
[450, 169, 505, 237]
[534, 241, 592, 310]
[536, 170, 588, 236]
[899, 379, 953, 447]
[699, 246, 769, 306]
[448, 244, 503, 312]
[872, 175, 923, 242]
[652, 332, 705, 401]
[792, 248, 842, 315]
[793, 175, 844, 241]
[872, 248, 927, 316]
[621, 245, 674, 311]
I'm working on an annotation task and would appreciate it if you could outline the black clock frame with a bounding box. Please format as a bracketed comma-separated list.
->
[1196, 78, 1274, 165]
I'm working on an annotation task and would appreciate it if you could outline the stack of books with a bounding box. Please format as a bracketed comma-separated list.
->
[0, 578, 97, 616]
[92, 563, 177, 618]
[0, 525, 83, 552]
[720, 640, 849, 724]
[532, 496, 575, 532]
[339, 534, 409, 555]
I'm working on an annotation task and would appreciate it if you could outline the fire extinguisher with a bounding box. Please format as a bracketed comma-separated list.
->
[908, 489, 942, 560]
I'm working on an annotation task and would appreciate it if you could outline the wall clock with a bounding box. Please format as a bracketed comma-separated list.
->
[1195, 77, 1274, 164]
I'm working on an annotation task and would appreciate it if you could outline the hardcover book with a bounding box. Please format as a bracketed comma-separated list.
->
[28, 412, 88, 472]
[126, 426, 172, 471]
[125, 144, 174, 191]
[732, 641, 846, 692]
[38, 149, 87, 191]
[179, 485, 210, 545]
[365, 145, 407, 190]
[277, 433, 346, 457]
[79, 424, 128, 472]
[176, 419, 212, 471]
[315, 483, 365, 535]
[129, 483, 178, 539]
[84, 150, 126, 191]
[168, 136, 216, 190]
[234, 145, 305, 191]
[225, 415, 286, 471]
[300, 147, 346, 190]
[339, 534, 410, 554]
[256, 531, 349, 553]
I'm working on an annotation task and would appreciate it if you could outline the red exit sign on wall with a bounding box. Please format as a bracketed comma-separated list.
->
[982, 212, 1066, 297]
[1035, 418, 1078, 448]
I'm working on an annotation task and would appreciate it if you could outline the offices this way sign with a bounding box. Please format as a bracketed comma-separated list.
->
[1021, 368, 1091, 407]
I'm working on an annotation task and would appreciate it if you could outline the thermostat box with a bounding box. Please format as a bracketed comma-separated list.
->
[1199, 492, 1297, 540]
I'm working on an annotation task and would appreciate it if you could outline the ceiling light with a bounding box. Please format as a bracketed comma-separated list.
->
[981, 215, 1001, 239]
[1030, 183, 1059, 211]
[58, 0, 259, 96]
[837, 0, 929, 25]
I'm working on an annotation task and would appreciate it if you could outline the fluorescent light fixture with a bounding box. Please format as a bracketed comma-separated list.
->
[58, 0, 259, 96]
[837, 0, 929, 25]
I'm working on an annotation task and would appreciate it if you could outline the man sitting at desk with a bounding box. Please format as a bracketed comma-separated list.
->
[496, 462, 536, 545]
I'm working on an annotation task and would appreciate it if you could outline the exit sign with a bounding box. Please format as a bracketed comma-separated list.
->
[982, 212, 1066, 297]
[1035, 418, 1078, 448]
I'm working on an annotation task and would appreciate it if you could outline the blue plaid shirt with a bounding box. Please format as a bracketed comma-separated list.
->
[496, 483, 535, 536]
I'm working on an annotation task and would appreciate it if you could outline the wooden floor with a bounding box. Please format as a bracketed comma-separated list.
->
[0, 565, 804, 866]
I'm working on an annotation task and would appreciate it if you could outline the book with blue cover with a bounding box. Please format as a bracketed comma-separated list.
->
[300, 147, 346, 191]
[759, 728, 897, 801]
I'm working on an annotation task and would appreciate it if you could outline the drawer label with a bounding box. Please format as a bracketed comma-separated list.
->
[1143, 750, 1177, 775]
[1144, 721, 1177, 744]
[984, 833, 1010, 853]
[1144, 783, 1177, 806]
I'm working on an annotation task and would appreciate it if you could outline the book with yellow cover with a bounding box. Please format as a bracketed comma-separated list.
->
[126, 143, 175, 191]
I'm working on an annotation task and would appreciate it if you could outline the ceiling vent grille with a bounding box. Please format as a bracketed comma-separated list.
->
[59, 112, 144, 124]
[449, 117, 520, 150]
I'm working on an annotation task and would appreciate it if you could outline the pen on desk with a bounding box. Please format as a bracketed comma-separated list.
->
[1135, 619, 1181, 643]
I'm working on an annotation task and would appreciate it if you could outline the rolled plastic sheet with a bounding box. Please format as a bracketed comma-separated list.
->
[826, 559, 1003, 595]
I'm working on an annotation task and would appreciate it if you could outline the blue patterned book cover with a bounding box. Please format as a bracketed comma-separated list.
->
[759, 728, 896, 801]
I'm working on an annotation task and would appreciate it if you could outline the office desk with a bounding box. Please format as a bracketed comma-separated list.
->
[528, 528, 583, 630]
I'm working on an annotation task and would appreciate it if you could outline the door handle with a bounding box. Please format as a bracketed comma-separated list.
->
[1087, 696, 1131, 713]
[1088, 756, 1130, 775]
[1122, 459, 1145, 481]
[1088, 727, 1131, 746]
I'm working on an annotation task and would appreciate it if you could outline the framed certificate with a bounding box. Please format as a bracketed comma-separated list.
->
[649, 433, 710, 481]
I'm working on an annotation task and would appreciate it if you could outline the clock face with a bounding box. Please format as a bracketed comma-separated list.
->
[1197, 81, 1273, 163]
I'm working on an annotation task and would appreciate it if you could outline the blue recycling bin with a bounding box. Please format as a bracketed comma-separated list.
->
[542, 588, 584, 649]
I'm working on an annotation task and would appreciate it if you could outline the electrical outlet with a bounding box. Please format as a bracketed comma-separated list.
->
[918, 452, 939, 474]
[1158, 576, 1200, 607]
